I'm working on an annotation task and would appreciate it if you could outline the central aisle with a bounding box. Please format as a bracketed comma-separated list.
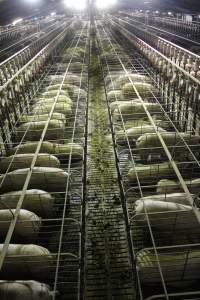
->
[84, 26, 136, 300]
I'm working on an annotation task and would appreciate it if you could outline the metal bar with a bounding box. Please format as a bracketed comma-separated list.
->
[0, 21, 84, 273]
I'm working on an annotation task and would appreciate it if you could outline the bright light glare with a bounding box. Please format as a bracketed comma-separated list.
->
[25, 0, 40, 3]
[51, 12, 56, 16]
[64, 0, 86, 10]
[95, 0, 116, 9]
[12, 18, 23, 26]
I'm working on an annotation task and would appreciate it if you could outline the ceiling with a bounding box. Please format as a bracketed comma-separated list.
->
[0, 0, 199, 24]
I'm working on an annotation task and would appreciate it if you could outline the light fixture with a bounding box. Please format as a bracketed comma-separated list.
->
[12, 18, 23, 26]
[95, 0, 117, 10]
[51, 12, 56, 16]
[155, 10, 159, 14]
[168, 11, 172, 15]
[24, 0, 40, 3]
[63, 0, 86, 10]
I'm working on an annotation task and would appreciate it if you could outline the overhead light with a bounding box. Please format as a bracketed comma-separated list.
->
[95, 0, 117, 9]
[155, 10, 159, 14]
[24, 0, 40, 3]
[63, 0, 86, 10]
[51, 12, 56, 16]
[12, 18, 23, 26]
[168, 11, 172, 15]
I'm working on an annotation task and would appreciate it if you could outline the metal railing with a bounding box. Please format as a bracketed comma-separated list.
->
[114, 16, 200, 78]
[121, 12, 200, 44]
[107, 17, 200, 132]
[96, 17, 200, 300]
[0, 20, 89, 300]
[0, 19, 72, 85]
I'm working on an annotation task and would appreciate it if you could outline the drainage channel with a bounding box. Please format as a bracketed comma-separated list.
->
[84, 25, 135, 299]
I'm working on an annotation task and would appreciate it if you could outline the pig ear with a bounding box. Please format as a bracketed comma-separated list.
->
[50, 291, 59, 298]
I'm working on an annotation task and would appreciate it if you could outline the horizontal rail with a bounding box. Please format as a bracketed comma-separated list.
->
[0, 20, 89, 300]
[97, 17, 200, 299]
[115, 15, 200, 78]
[122, 12, 200, 43]
[0, 20, 71, 86]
